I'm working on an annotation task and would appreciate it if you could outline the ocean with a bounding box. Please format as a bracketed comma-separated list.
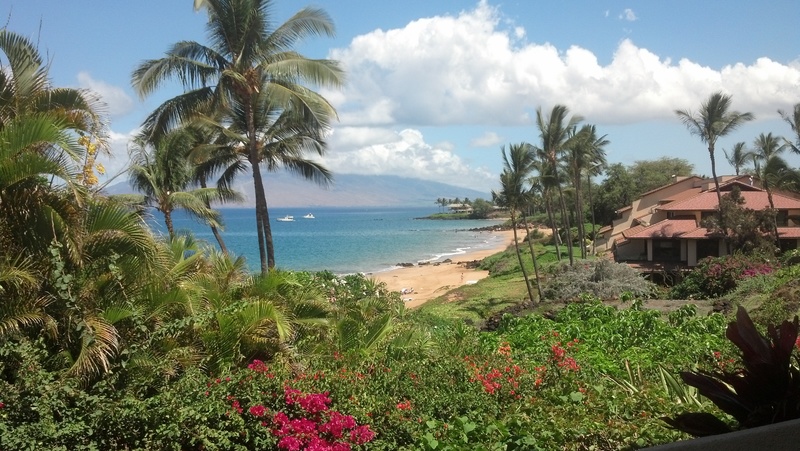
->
[157, 206, 507, 274]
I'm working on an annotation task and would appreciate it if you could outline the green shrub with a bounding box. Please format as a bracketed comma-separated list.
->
[671, 254, 777, 300]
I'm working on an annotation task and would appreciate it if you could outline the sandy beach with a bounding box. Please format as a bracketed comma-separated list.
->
[371, 229, 516, 308]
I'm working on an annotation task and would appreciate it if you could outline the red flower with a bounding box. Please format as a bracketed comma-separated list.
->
[249, 404, 267, 417]
[396, 400, 412, 411]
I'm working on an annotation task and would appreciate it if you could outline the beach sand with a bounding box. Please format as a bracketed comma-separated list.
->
[371, 230, 516, 308]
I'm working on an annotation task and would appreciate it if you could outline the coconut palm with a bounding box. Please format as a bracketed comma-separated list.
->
[675, 92, 754, 232]
[182, 124, 246, 254]
[535, 105, 583, 265]
[0, 113, 87, 262]
[0, 29, 105, 134]
[564, 124, 608, 258]
[128, 127, 234, 238]
[131, 0, 344, 273]
[723, 142, 753, 176]
[529, 159, 562, 259]
[492, 144, 538, 305]
[752, 132, 792, 243]
[779, 103, 800, 154]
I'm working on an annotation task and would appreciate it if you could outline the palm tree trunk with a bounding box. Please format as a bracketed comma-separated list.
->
[709, 146, 729, 254]
[556, 184, 574, 265]
[544, 190, 561, 260]
[261, 195, 275, 269]
[200, 178, 229, 255]
[521, 215, 543, 301]
[511, 212, 535, 306]
[574, 172, 586, 259]
[588, 172, 597, 255]
[250, 155, 269, 274]
[247, 101, 276, 273]
[164, 209, 175, 239]
[767, 188, 780, 245]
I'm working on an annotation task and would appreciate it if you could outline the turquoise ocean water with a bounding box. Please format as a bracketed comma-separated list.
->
[158, 207, 506, 274]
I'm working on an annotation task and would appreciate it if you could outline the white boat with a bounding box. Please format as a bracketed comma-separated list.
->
[303, 213, 315, 219]
[276, 215, 294, 222]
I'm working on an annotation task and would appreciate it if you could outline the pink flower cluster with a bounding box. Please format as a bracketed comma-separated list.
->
[248, 385, 375, 450]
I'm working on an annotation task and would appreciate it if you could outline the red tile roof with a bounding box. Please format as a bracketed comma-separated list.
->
[637, 176, 703, 198]
[658, 191, 800, 212]
[777, 227, 800, 239]
[621, 224, 646, 238]
[624, 217, 699, 239]
[680, 227, 718, 239]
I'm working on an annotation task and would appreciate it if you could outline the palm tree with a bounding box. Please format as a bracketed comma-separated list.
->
[535, 105, 583, 265]
[184, 124, 246, 254]
[585, 161, 606, 255]
[779, 103, 800, 154]
[132, 0, 344, 273]
[530, 159, 561, 259]
[675, 92, 754, 233]
[128, 127, 229, 238]
[723, 142, 753, 175]
[492, 144, 538, 305]
[752, 132, 790, 243]
[0, 30, 105, 134]
[564, 124, 608, 258]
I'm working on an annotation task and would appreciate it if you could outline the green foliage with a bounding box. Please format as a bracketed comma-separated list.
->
[671, 254, 777, 300]
[468, 198, 494, 219]
[593, 159, 693, 226]
[542, 260, 657, 302]
[665, 307, 800, 437]
[701, 186, 777, 255]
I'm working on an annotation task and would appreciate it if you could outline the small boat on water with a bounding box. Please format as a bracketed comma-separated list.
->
[303, 213, 315, 219]
[277, 215, 294, 222]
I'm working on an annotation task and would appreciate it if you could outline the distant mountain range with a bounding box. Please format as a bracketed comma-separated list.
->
[104, 173, 492, 208]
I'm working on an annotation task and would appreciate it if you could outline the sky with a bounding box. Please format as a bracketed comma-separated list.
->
[3, 0, 800, 194]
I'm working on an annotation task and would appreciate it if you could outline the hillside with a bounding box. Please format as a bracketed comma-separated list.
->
[104, 172, 492, 207]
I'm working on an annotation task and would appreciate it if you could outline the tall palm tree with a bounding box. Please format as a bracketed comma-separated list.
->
[184, 124, 246, 254]
[779, 103, 800, 154]
[675, 92, 754, 233]
[530, 159, 562, 260]
[132, 0, 344, 273]
[535, 105, 583, 265]
[492, 144, 538, 305]
[752, 132, 790, 243]
[723, 142, 752, 175]
[564, 124, 608, 258]
[585, 161, 606, 255]
[128, 128, 230, 238]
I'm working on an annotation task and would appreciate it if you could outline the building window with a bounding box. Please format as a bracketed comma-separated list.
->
[777, 210, 788, 227]
[652, 239, 681, 262]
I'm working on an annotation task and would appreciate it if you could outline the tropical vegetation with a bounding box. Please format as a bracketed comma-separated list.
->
[4, 3, 800, 450]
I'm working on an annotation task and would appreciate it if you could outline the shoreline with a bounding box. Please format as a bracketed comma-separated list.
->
[371, 229, 516, 308]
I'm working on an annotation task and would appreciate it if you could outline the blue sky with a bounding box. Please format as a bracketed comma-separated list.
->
[4, 0, 800, 193]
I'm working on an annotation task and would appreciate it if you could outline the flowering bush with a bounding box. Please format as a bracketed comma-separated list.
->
[671, 254, 777, 299]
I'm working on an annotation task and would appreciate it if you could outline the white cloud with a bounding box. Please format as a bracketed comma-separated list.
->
[76, 72, 135, 117]
[321, 127, 496, 191]
[620, 9, 637, 22]
[470, 131, 503, 147]
[328, 3, 800, 129]
[95, 129, 135, 183]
